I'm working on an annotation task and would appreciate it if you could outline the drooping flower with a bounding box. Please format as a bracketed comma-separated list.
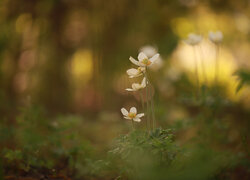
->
[209, 31, 223, 44]
[184, 33, 202, 46]
[129, 52, 160, 67]
[121, 107, 144, 122]
[126, 67, 146, 78]
[126, 77, 146, 91]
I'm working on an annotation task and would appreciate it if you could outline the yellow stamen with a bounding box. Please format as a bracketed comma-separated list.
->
[128, 112, 136, 118]
[142, 58, 151, 65]
[137, 67, 145, 72]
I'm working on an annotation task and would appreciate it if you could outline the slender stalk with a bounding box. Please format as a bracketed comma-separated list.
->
[144, 70, 151, 131]
[139, 92, 145, 112]
[193, 46, 200, 99]
[149, 84, 156, 130]
[140, 91, 147, 131]
[198, 45, 207, 84]
[131, 119, 135, 130]
[214, 45, 220, 85]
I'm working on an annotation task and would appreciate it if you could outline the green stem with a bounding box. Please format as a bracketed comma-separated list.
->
[131, 119, 135, 130]
[214, 45, 220, 85]
[150, 84, 156, 130]
[198, 45, 207, 84]
[145, 70, 151, 131]
[140, 92, 145, 111]
[140, 91, 147, 131]
[193, 46, 200, 100]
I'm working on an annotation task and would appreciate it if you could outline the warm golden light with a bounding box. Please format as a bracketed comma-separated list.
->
[173, 40, 240, 100]
[71, 49, 93, 85]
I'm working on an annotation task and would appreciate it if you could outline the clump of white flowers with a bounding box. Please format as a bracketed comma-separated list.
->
[184, 33, 202, 46]
[183, 31, 223, 98]
[208, 30, 223, 84]
[121, 49, 161, 131]
[184, 33, 203, 98]
[209, 31, 223, 44]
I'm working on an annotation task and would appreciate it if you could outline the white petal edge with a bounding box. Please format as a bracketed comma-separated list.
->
[149, 53, 159, 63]
[130, 107, 137, 114]
[132, 83, 141, 90]
[141, 77, 146, 87]
[121, 108, 128, 116]
[138, 52, 148, 61]
[129, 73, 142, 78]
[126, 68, 138, 76]
[133, 117, 141, 122]
[136, 113, 144, 118]
[124, 116, 131, 120]
[125, 88, 135, 91]
[129, 56, 141, 66]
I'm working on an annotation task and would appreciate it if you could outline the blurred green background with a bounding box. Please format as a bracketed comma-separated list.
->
[0, 0, 249, 179]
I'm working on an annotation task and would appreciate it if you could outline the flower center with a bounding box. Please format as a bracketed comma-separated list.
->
[137, 67, 145, 72]
[142, 58, 151, 65]
[128, 112, 136, 118]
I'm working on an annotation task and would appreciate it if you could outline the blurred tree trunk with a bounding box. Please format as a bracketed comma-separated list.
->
[34, 2, 72, 114]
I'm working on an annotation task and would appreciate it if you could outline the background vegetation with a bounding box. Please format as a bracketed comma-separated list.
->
[0, 0, 249, 179]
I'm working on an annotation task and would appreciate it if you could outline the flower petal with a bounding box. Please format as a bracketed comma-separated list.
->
[130, 107, 137, 114]
[209, 31, 223, 43]
[133, 117, 141, 122]
[129, 56, 141, 66]
[129, 74, 142, 78]
[141, 77, 146, 87]
[127, 68, 142, 78]
[125, 88, 135, 91]
[132, 83, 141, 90]
[184, 33, 202, 45]
[136, 113, 144, 118]
[121, 108, 128, 116]
[124, 116, 131, 120]
[149, 53, 159, 63]
[127, 68, 138, 76]
[138, 52, 148, 61]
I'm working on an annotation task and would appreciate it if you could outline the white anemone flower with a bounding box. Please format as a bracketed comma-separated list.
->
[184, 33, 202, 46]
[126, 67, 146, 78]
[140, 45, 163, 71]
[121, 107, 144, 122]
[126, 77, 146, 91]
[209, 31, 223, 44]
[129, 52, 160, 67]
